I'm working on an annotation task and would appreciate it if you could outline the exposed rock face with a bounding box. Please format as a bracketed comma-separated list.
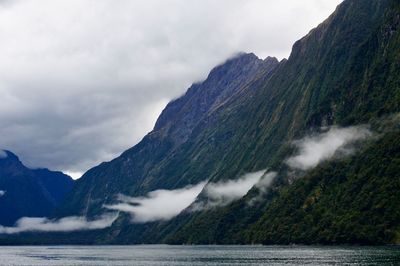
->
[154, 53, 279, 145]
[0, 150, 73, 226]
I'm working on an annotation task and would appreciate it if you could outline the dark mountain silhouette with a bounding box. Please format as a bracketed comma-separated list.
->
[0, 150, 73, 226]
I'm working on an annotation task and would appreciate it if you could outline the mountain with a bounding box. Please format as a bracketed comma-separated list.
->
[0, 150, 74, 226]
[157, 0, 400, 245]
[3, 0, 399, 245]
[57, 53, 280, 218]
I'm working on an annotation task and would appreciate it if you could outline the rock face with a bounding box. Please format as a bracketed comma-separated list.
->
[154, 54, 279, 145]
[7, 0, 400, 245]
[0, 151, 73, 226]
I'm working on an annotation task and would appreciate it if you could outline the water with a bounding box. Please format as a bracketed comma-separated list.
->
[0, 245, 399, 266]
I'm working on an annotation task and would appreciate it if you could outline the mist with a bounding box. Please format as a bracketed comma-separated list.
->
[286, 126, 372, 170]
[104, 182, 206, 223]
[105, 170, 279, 222]
[202, 170, 267, 207]
[0, 213, 118, 234]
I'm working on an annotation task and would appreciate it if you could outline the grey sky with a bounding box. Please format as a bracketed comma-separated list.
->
[0, 0, 343, 178]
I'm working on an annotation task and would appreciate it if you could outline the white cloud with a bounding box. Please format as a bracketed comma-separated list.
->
[64, 171, 83, 180]
[0, 213, 118, 234]
[0, 190, 6, 197]
[255, 172, 278, 192]
[247, 172, 278, 206]
[286, 126, 372, 170]
[203, 170, 267, 207]
[104, 182, 206, 223]
[0, 0, 343, 174]
[106, 170, 279, 221]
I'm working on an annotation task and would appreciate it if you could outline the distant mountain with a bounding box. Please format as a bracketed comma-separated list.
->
[4, 0, 399, 245]
[0, 150, 73, 226]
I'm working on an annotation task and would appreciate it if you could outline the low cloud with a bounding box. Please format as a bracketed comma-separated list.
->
[0, 213, 118, 234]
[0, 190, 5, 197]
[203, 170, 268, 207]
[105, 182, 206, 223]
[247, 172, 278, 206]
[64, 171, 83, 180]
[254, 172, 278, 193]
[286, 126, 372, 170]
[106, 170, 278, 222]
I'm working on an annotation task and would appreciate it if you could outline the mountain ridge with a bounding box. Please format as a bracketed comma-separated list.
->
[1, 0, 399, 245]
[0, 150, 74, 226]
[57, 0, 400, 244]
[57, 52, 280, 218]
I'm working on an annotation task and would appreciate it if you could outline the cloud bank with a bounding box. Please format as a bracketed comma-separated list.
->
[105, 182, 206, 223]
[286, 126, 372, 170]
[0, 0, 342, 176]
[104, 170, 275, 222]
[0, 213, 118, 234]
[92, 125, 371, 224]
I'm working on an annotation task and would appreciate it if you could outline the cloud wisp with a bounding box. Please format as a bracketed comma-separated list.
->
[0, 213, 118, 234]
[105, 170, 279, 222]
[254, 171, 278, 193]
[286, 126, 372, 170]
[104, 182, 206, 223]
[245, 171, 278, 206]
[84, 125, 372, 225]
[203, 170, 269, 207]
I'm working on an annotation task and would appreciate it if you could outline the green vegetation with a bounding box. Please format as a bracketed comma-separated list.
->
[158, 0, 400, 245]
[248, 130, 400, 245]
[4, 0, 399, 245]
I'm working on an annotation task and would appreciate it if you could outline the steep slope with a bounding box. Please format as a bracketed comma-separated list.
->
[0, 151, 73, 226]
[246, 0, 400, 245]
[157, 0, 400, 244]
[58, 53, 279, 217]
[48, 0, 400, 245]
[247, 130, 400, 245]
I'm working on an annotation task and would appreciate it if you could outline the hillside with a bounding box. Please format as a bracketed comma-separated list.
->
[1, 0, 399, 245]
[57, 53, 280, 217]
[0, 151, 73, 226]
[153, 0, 400, 245]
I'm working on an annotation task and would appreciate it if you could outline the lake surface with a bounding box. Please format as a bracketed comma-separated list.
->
[0, 245, 399, 265]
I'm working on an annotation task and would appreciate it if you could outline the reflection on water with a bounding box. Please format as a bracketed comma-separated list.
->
[0, 245, 399, 265]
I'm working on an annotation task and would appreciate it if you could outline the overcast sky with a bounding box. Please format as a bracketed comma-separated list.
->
[0, 0, 343, 179]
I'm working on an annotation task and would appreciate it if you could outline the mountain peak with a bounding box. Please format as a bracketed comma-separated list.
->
[153, 51, 279, 142]
[264, 56, 279, 64]
[0, 150, 21, 164]
[232, 52, 259, 61]
[0, 150, 74, 226]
